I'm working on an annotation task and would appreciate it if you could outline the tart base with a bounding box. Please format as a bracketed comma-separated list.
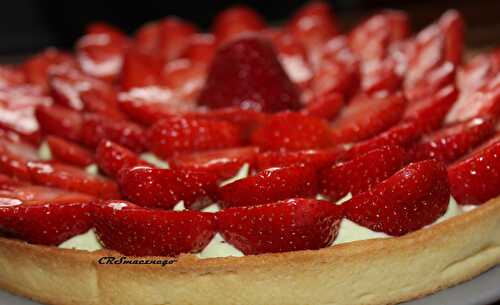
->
[0, 197, 499, 305]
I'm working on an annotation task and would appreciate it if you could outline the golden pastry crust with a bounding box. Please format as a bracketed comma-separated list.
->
[0, 197, 499, 305]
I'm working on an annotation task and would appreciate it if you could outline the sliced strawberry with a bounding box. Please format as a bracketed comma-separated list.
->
[446, 76, 500, 123]
[147, 116, 242, 159]
[404, 61, 456, 102]
[134, 21, 161, 54]
[330, 92, 406, 144]
[312, 49, 359, 98]
[35, 104, 83, 142]
[320, 145, 407, 201]
[76, 22, 129, 81]
[256, 147, 346, 171]
[0, 65, 26, 88]
[344, 160, 450, 236]
[80, 113, 146, 152]
[46, 136, 94, 167]
[288, 2, 339, 61]
[360, 58, 402, 95]
[218, 198, 343, 254]
[79, 89, 125, 120]
[410, 117, 495, 163]
[160, 59, 206, 101]
[187, 107, 268, 140]
[0, 138, 39, 180]
[448, 140, 500, 205]
[180, 33, 216, 64]
[118, 86, 195, 126]
[169, 147, 259, 181]
[157, 17, 197, 62]
[218, 164, 318, 208]
[213, 6, 265, 45]
[198, 36, 301, 112]
[251, 112, 332, 151]
[301, 91, 343, 120]
[118, 166, 218, 210]
[22, 49, 77, 92]
[0, 183, 93, 245]
[0, 85, 51, 143]
[458, 49, 500, 95]
[95, 140, 150, 178]
[26, 161, 120, 199]
[93, 200, 215, 256]
[120, 49, 162, 90]
[348, 10, 409, 61]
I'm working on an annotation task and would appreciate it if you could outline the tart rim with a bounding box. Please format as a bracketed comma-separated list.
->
[0, 196, 499, 305]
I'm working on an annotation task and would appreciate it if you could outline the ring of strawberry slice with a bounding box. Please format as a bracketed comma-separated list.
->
[0, 2, 500, 259]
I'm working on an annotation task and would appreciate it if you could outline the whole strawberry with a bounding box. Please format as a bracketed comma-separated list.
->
[217, 198, 343, 255]
[198, 36, 301, 112]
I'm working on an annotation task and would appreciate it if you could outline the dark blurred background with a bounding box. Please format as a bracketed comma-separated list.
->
[0, 0, 499, 57]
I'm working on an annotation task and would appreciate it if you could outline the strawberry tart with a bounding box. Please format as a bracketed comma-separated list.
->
[0, 2, 499, 305]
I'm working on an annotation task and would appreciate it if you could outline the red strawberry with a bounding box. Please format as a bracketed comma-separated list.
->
[134, 21, 161, 54]
[403, 85, 458, 132]
[331, 92, 406, 144]
[79, 89, 125, 120]
[312, 50, 359, 98]
[157, 17, 197, 62]
[120, 49, 162, 90]
[46, 136, 94, 167]
[93, 200, 215, 256]
[360, 58, 402, 95]
[288, 2, 339, 61]
[22, 49, 77, 92]
[95, 140, 149, 178]
[0, 65, 26, 88]
[0, 85, 51, 144]
[251, 112, 333, 151]
[0, 184, 93, 245]
[218, 198, 343, 254]
[218, 164, 318, 208]
[448, 140, 500, 205]
[187, 107, 268, 140]
[160, 59, 206, 101]
[446, 77, 500, 123]
[404, 62, 456, 102]
[349, 10, 409, 61]
[301, 91, 343, 120]
[118, 86, 196, 126]
[458, 49, 500, 96]
[180, 34, 216, 64]
[320, 145, 407, 201]
[198, 36, 301, 112]
[256, 147, 346, 171]
[213, 6, 265, 45]
[344, 160, 450, 236]
[76, 23, 128, 81]
[80, 113, 146, 152]
[169, 147, 259, 181]
[26, 161, 120, 199]
[35, 104, 83, 142]
[0, 137, 39, 180]
[410, 116, 495, 163]
[118, 166, 218, 210]
[147, 116, 243, 159]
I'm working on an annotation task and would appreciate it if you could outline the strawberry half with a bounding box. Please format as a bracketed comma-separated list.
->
[320, 145, 407, 201]
[344, 160, 450, 236]
[95, 140, 149, 178]
[169, 147, 259, 181]
[251, 112, 333, 151]
[448, 140, 500, 205]
[0, 184, 93, 245]
[147, 116, 243, 159]
[0, 137, 39, 180]
[46, 136, 94, 167]
[198, 36, 301, 112]
[218, 164, 318, 208]
[26, 161, 120, 199]
[217, 198, 343, 255]
[213, 6, 265, 45]
[300, 92, 343, 121]
[330, 92, 406, 144]
[93, 200, 215, 256]
[35, 104, 83, 142]
[120, 49, 162, 90]
[118, 166, 218, 210]
[410, 116, 495, 163]
[256, 147, 346, 171]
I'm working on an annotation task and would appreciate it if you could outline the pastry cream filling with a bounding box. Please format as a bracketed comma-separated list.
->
[50, 158, 480, 257]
